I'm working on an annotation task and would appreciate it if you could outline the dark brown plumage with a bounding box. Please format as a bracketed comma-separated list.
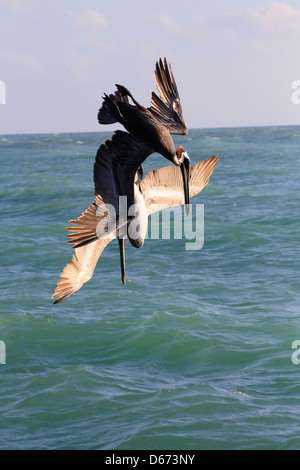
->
[97, 57, 188, 165]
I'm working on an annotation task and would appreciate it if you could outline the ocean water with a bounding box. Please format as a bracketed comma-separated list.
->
[0, 126, 299, 450]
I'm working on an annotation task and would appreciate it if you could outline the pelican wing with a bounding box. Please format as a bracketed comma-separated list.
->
[65, 195, 116, 248]
[140, 155, 219, 215]
[97, 131, 152, 204]
[149, 58, 188, 135]
[66, 131, 152, 249]
[189, 155, 219, 197]
[52, 236, 114, 304]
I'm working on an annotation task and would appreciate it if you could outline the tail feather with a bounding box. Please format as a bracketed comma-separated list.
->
[97, 89, 129, 125]
[97, 94, 119, 124]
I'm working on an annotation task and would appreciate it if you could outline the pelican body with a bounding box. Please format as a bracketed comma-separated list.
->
[52, 57, 218, 304]
[128, 167, 148, 249]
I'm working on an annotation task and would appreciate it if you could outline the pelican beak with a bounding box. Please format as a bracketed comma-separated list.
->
[118, 236, 126, 285]
[180, 153, 190, 216]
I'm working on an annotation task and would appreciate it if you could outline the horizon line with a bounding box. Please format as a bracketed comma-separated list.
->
[1, 123, 300, 138]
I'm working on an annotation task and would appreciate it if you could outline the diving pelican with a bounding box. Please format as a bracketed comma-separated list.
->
[52, 131, 218, 304]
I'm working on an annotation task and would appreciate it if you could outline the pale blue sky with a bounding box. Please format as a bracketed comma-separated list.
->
[0, 0, 300, 134]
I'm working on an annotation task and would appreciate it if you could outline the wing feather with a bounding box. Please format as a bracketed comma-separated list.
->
[52, 237, 113, 304]
[149, 57, 188, 135]
[140, 155, 219, 215]
[94, 130, 151, 209]
[190, 155, 219, 197]
[65, 195, 112, 248]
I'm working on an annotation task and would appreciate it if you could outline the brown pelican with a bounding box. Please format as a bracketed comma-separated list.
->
[97, 57, 191, 213]
[52, 134, 218, 304]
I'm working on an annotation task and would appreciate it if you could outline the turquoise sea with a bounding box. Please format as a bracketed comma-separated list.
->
[0, 126, 299, 450]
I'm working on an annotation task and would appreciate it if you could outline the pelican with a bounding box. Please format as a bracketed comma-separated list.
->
[52, 131, 218, 304]
[97, 57, 191, 213]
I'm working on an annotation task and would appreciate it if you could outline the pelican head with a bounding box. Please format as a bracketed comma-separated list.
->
[176, 145, 191, 216]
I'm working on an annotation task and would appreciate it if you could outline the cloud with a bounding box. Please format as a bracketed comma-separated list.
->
[87, 37, 116, 53]
[0, 0, 33, 12]
[19, 53, 44, 72]
[206, 2, 300, 41]
[152, 14, 192, 42]
[247, 2, 300, 37]
[70, 9, 108, 34]
[0, 52, 44, 75]
[157, 14, 180, 34]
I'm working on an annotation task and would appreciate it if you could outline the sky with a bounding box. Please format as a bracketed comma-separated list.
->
[0, 0, 300, 134]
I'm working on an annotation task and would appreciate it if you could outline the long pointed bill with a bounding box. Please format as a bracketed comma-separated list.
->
[180, 153, 190, 216]
[118, 236, 127, 285]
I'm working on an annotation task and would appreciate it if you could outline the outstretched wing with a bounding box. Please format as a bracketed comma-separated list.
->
[149, 57, 188, 135]
[52, 236, 114, 304]
[97, 130, 152, 204]
[140, 155, 219, 215]
[66, 131, 152, 249]
[65, 195, 113, 248]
